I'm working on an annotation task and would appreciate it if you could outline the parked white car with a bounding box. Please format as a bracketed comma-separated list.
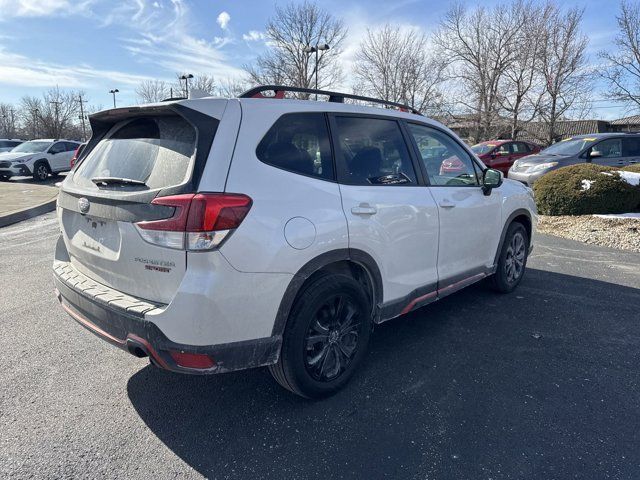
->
[0, 139, 80, 181]
[53, 87, 536, 398]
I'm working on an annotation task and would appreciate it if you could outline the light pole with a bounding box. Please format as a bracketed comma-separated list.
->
[303, 43, 330, 100]
[77, 94, 87, 141]
[109, 89, 119, 108]
[180, 74, 194, 98]
[50, 101, 62, 139]
[32, 108, 39, 139]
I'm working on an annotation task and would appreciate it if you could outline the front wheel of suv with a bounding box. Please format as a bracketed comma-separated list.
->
[269, 274, 372, 398]
[490, 222, 529, 293]
[33, 161, 50, 182]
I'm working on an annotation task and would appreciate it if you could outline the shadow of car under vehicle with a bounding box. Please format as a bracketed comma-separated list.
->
[1, 173, 65, 186]
[126, 268, 640, 479]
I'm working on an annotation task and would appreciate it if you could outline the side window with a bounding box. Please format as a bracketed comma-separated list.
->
[65, 142, 79, 152]
[592, 138, 622, 158]
[407, 123, 479, 186]
[256, 113, 333, 180]
[512, 142, 529, 154]
[496, 143, 510, 155]
[49, 142, 64, 154]
[622, 137, 640, 157]
[334, 116, 417, 186]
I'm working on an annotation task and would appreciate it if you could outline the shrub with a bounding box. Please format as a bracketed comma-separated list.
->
[533, 164, 640, 216]
[621, 163, 640, 173]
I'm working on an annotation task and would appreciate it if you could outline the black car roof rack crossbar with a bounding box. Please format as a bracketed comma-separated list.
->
[239, 85, 422, 115]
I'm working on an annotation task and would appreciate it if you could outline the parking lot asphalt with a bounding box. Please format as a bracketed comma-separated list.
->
[0, 213, 639, 479]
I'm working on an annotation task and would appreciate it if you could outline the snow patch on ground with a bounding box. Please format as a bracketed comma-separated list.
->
[581, 179, 594, 191]
[580, 171, 640, 191]
[617, 170, 640, 186]
[593, 212, 640, 219]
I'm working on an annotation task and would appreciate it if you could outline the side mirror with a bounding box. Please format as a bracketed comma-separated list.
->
[589, 150, 602, 159]
[482, 168, 503, 195]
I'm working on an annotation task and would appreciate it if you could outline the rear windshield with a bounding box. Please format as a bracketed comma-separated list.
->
[74, 115, 196, 190]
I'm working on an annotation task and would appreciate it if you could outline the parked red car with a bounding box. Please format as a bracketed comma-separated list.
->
[470, 140, 541, 176]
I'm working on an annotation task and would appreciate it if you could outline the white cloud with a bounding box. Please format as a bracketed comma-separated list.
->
[216, 11, 230, 30]
[242, 30, 266, 42]
[0, 0, 94, 19]
[0, 45, 153, 88]
[121, 3, 244, 79]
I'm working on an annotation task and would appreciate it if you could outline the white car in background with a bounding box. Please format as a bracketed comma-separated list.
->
[0, 139, 80, 181]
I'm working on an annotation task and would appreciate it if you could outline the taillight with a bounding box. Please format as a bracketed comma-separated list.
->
[135, 193, 252, 251]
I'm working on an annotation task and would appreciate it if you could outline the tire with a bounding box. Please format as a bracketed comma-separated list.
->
[33, 161, 50, 182]
[490, 222, 529, 293]
[269, 274, 372, 398]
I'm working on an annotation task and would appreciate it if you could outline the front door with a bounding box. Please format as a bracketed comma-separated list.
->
[589, 137, 625, 168]
[331, 115, 439, 304]
[405, 123, 502, 284]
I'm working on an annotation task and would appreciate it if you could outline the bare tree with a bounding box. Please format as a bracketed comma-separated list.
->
[136, 79, 170, 103]
[19, 88, 83, 139]
[434, 2, 525, 142]
[353, 25, 446, 114]
[216, 78, 251, 97]
[244, 0, 347, 92]
[599, 0, 640, 111]
[538, 3, 590, 144]
[499, 3, 547, 139]
[0, 103, 19, 138]
[173, 74, 217, 97]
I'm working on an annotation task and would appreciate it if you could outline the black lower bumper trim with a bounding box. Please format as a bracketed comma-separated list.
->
[54, 274, 282, 374]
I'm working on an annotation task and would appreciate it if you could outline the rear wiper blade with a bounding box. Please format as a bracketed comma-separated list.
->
[91, 176, 147, 187]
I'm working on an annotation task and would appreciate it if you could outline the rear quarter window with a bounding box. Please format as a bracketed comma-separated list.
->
[256, 112, 334, 181]
[74, 115, 196, 190]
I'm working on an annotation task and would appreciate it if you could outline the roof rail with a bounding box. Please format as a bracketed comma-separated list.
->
[239, 85, 423, 116]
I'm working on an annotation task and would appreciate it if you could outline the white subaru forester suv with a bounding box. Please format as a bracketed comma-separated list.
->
[53, 86, 536, 398]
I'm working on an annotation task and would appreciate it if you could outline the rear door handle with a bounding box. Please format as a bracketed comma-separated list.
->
[351, 203, 377, 216]
[439, 199, 456, 208]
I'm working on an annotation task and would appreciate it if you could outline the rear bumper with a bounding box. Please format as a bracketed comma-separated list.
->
[53, 266, 281, 374]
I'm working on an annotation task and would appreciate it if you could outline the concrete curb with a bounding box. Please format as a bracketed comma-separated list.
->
[0, 197, 57, 228]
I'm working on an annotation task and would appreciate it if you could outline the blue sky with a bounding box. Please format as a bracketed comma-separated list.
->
[0, 0, 627, 118]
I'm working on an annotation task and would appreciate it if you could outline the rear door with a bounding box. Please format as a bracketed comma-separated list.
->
[61, 142, 79, 170]
[622, 137, 640, 166]
[47, 142, 67, 171]
[405, 123, 502, 283]
[330, 114, 439, 303]
[57, 103, 223, 304]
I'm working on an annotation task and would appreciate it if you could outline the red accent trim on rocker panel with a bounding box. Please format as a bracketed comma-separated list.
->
[400, 273, 486, 315]
[400, 291, 437, 315]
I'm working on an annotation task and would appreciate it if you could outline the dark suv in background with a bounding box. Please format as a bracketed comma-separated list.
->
[509, 133, 640, 186]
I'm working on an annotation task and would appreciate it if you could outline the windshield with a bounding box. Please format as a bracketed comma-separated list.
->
[541, 138, 596, 156]
[471, 143, 498, 155]
[12, 141, 51, 153]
